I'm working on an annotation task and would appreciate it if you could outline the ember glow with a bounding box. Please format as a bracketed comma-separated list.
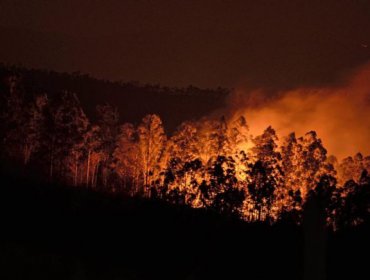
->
[228, 63, 370, 160]
[2, 2, 370, 279]
[1, 65, 370, 228]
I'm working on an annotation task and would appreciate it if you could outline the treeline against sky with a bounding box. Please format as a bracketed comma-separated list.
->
[0, 64, 228, 131]
[1, 67, 370, 230]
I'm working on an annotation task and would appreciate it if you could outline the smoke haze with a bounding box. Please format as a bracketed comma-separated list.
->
[229, 63, 370, 159]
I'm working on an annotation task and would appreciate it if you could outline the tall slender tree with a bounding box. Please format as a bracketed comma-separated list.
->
[96, 104, 120, 189]
[113, 123, 142, 194]
[138, 114, 166, 197]
[247, 126, 283, 221]
[49, 91, 89, 184]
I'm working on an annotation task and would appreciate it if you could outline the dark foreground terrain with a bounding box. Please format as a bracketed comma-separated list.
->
[0, 170, 369, 280]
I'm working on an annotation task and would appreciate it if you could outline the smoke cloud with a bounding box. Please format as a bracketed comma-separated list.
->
[228, 63, 370, 160]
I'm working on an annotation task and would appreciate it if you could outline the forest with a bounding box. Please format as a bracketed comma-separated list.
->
[1, 65, 370, 232]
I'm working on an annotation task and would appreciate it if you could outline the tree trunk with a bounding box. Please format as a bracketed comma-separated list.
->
[94, 162, 99, 188]
[23, 144, 32, 165]
[91, 164, 95, 188]
[145, 133, 152, 198]
[86, 150, 91, 187]
[74, 153, 78, 186]
[79, 163, 84, 185]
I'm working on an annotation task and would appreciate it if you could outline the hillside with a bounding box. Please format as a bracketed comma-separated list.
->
[1, 169, 369, 280]
[0, 64, 229, 132]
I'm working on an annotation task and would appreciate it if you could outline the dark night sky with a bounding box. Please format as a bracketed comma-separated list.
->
[0, 0, 370, 88]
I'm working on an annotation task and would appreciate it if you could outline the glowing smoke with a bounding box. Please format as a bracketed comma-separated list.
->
[228, 63, 370, 159]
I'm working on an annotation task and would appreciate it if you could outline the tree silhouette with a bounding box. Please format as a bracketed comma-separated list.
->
[248, 126, 283, 221]
[49, 91, 89, 183]
[338, 170, 370, 228]
[1, 66, 370, 228]
[96, 104, 120, 189]
[247, 160, 276, 221]
[205, 156, 244, 217]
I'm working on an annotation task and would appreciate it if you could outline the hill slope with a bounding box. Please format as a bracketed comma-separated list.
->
[1, 171, 369, 280]
[0, 65, 229, 131]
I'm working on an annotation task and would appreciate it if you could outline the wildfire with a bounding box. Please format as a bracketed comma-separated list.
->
[229, 63, 370, 160]
[1, 64, 370, 227]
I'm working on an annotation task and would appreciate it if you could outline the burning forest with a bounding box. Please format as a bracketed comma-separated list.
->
[1, 65, 370, 231]
[2, 2, 370, 279]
